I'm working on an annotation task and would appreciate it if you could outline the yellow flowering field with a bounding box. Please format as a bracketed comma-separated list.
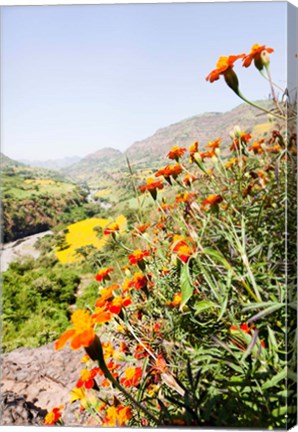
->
[56, 215, 127, 263]
[24, 179, 56, 185]
[93, 189, 112, 198]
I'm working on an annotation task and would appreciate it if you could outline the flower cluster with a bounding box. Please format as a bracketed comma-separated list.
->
[47, 42, 293, 429]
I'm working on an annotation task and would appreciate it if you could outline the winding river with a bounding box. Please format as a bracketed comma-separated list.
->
[1, 231, 52, 272]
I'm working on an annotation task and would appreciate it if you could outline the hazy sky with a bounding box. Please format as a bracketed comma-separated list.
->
[2, 2, 287, 160]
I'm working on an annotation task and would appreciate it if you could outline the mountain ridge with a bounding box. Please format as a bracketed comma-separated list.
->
[3, 101, 274, 184]
[18, 156, 81, 170]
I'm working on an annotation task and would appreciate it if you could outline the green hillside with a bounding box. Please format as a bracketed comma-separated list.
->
[1, 164, 89, 242]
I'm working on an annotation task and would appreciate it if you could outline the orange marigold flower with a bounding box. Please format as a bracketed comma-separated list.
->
[189, 141, 199, 155]
[129, 272, 149, 290]
[76, 367, 99, 389]
[266, 144, 281, 153]
[139, 178, 163, 193]
[230, 132, 252, 151]
[155, 164, 183, 179]
[160, 267, 170, 276]
[132, 223, 150, 236]
[166, 292, 182, 307]
[243, 43, 274, 68]
[119, 341, 128, 352]
[134, 342, 153, 359]
[172, 237, 195, 263]
[120, 367, 143, 387]
[44, 406, 63, 425]
[167, 146, 187, 161]
[128, 249, 150, 265]
[189, 141, 199, 163]
[206, 138, 221, 150]
[175, 192, 196, 204]
[97, 360, 120, 379]
[81, 354, 90, 363]
[206, 54, 245, 83]
[183, 174, 196, 186]
[224, 157, 238, 169]
[91, 306, 112, 325]
[95, 285, 117, 308]
[202, 194, 223, 206]
[95, 267, 114, 282]
[249, 139, 265, 154]
[230, 323, 252, 334]
[200, 150, 216, 160]
[103, 405, 133, 427]
[54, 309, 95, 351]
[102, 341, 114, 359]
[108, 296, 131, 315]
[103, 222, 120, 236]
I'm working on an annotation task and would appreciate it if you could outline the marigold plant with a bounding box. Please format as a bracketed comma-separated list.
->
[46, 42, 296, 428]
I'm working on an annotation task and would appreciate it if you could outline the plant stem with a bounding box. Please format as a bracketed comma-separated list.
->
[86, 336, 159, 425]
[237, 91, 286, 121]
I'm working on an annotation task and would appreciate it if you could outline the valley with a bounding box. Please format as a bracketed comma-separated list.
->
[1, 101, 274, 354]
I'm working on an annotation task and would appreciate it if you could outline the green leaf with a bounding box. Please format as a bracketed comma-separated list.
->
[194, 300, 213, 315]
[272, 405, 296, 417]
[202, 248, 232, 271]
[180, 263, 193, 308]
[242, 301, 279, 311]
[262, 367, 287, 390]
[248, 303, 284, 323]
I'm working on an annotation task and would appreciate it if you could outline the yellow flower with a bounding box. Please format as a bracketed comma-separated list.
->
[103, 405, 132, 427]
[70, 387, 86, 404]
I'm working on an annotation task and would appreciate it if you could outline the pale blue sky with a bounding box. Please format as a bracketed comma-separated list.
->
[2, 2, 287, 160]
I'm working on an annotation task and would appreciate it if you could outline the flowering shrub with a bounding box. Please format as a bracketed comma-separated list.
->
[45, 43, 296, 428]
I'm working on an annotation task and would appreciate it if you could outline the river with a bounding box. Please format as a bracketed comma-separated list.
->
[1, 231, 52, 272]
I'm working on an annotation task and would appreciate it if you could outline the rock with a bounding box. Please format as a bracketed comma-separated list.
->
[1, 342, 86, 425]
[0, 391, 47, 425]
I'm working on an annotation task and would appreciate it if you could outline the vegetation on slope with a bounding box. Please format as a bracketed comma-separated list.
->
[42, 43, 296, 428]
[1, 166, 90, 242]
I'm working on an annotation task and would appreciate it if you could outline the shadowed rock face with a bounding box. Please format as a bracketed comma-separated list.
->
[0, 391, 47, 425]
[1, 343, 89, 426]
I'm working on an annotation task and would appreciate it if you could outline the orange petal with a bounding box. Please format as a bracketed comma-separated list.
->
[54, 329, 76, 351]
[70, 329, 95, 350]
[94, 311, 112, 323]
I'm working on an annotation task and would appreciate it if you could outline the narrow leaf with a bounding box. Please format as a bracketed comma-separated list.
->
[262, 367, 287, 390]
[194, 300, 213, 315]
[248, 304, 284, 323]
[180, 263, 193, 308]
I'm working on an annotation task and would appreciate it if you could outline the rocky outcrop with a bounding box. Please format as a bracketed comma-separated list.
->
[0, 391, 47, 425]
[1, 343, 87, 425]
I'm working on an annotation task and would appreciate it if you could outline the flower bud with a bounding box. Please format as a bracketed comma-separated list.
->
[233, 126, 242, 137]
[193, 152, 202, 164]
[215, 148, 221, 157]
[254, 50, 270, 71]
[223, 68, 240, 95]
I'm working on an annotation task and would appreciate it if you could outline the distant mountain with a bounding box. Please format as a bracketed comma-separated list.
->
[1, 153, 25, 169]
[63, 101, 273, 184]
[18, 156, 81, 170]
[125, 101, 273, 163]
[64, 148, 124, 185]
